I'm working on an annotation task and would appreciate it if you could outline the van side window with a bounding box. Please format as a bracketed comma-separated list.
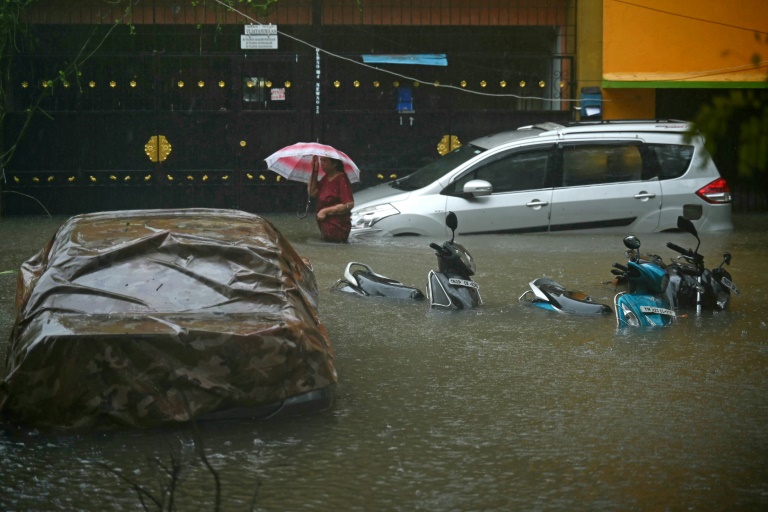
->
[646, 144, 694, 179]
[561, 144, 644, 186]
[446, 148, 551, 195]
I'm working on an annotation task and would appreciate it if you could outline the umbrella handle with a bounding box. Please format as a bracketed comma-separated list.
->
[297, 197, 311, 219]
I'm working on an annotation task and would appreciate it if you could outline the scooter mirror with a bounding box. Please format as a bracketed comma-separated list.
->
[623, 235, 641, 250]
[677, 216, 701, 254]
[446, 211, 458, 232]
[723, 252, 732, 266]
[677, 216, 698, 237]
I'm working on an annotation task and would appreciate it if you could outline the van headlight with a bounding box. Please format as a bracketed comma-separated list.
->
[351, 203, 400, 229]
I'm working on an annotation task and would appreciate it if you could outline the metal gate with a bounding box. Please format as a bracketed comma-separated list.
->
[3, 24, 574, 216]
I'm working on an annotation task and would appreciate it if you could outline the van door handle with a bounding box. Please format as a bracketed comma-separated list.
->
[634, 191, 656, 200]
[526, 199, 549, 208]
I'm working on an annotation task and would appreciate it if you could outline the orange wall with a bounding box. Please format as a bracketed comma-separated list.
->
[603, 0, 768, 85]
[602, 89, 655, 119]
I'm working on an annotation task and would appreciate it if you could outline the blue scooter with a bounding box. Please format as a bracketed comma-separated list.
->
[612, 235, 676, 327]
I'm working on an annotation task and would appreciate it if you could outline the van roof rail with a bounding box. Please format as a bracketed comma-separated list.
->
[565, 119, 690, 126]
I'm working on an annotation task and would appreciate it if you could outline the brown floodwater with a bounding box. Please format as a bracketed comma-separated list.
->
[1, 212, 767, 511]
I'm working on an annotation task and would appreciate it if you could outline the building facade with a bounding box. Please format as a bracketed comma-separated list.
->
[4, 0, 763, 216]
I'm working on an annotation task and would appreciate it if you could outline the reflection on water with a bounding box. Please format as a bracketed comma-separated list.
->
[1, 213, 767, 511]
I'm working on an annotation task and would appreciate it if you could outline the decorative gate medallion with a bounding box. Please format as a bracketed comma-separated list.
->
[145, 135, 172, 163]
[437, 135, 461, 156]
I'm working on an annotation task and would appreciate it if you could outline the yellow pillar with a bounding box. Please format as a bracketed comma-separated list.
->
[576, 0, 602, 119]
[577, 1, 658, 120]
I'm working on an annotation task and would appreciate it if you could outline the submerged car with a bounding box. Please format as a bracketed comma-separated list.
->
[350, 120, 733, 237]
[0, 208, 336, 429]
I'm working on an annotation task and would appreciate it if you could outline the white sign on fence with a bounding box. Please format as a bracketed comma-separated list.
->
[245, 25, 277, 35]
[241, 25, 277, 49]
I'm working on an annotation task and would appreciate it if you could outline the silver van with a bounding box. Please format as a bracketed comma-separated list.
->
[350, 120, 733, 238]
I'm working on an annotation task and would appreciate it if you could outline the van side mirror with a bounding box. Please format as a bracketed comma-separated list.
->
[462, 179, 493, 197]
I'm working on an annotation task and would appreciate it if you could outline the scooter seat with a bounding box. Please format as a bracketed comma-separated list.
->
[354, 271, 425, 300]
[563, 290, 591, 302]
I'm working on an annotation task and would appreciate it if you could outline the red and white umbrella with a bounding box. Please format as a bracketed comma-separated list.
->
[264, 142, 361, 184]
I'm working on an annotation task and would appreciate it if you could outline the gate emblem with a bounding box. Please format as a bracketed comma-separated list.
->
[145, 135, 172, 162]
[437, 134, 461, 156]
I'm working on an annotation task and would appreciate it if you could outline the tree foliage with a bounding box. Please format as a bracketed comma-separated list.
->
[0, 0, 39, 169]
[0, 1, 139, 173]
[691, 45, 768, 203]
[694, 90, 768, 183]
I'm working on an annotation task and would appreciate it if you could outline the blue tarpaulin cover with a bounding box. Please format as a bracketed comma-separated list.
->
[362, 54, 448, 66]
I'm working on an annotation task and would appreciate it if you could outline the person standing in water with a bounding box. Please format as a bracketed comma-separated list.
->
[307, 155, 355, 242]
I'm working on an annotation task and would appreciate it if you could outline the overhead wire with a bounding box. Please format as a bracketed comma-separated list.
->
[210, 0, 579, 102]
[610, 0, 768, 81]
[212, 0, 767, 97]
[612, 0, 768, 36]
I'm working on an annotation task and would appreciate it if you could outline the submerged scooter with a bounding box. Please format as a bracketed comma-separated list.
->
[665, 216, 739, 314]
[426, 212, 482, 309]
[331, 262, 425, 300]
[612, 235, 676, 327]
[519, 277, 612, 316]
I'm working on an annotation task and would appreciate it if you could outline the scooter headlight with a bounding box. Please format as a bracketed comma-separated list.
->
[621, 304, 641, 327]
[351, 203, 400, 229]
[659, 273, 670, 295]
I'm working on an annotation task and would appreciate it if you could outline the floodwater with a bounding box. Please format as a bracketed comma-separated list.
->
[1, 212, 767, 511]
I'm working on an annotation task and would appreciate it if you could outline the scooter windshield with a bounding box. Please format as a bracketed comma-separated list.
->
[449, 242, 476, 275]
[628, 261, 669, 295]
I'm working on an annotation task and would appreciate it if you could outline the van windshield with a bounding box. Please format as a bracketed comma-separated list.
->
[390, 145, 484, 191]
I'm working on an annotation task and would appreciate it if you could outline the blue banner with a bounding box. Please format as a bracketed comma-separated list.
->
[361, 54, 448, 66]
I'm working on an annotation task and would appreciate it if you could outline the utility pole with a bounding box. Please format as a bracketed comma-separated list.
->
[310, 0, 323, 143]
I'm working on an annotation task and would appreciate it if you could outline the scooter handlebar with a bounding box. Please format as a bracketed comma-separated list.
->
[612, 262, 628, 272]
[429, 242, 445, 253]
[666, 242, 705, 265]
[666, 241, 692, 257]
